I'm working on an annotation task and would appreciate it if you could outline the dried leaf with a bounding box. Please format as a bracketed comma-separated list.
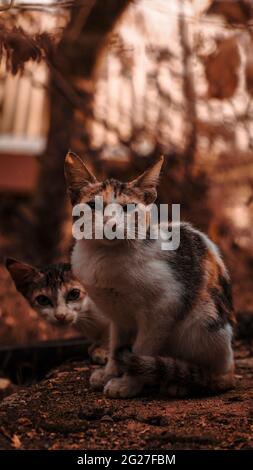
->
[11, 434, 21, 449]
[17, 417, 32, 426]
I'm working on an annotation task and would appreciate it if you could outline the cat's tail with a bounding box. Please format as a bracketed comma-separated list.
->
[116, 349, 234, 394]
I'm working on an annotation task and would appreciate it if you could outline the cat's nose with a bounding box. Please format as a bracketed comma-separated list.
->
[55, 312, 66, 322]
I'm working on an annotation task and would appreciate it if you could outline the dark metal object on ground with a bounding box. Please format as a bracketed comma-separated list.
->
[0, 338, 89, 385]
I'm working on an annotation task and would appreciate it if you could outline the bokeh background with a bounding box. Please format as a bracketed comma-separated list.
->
[0, 0, 252, 347]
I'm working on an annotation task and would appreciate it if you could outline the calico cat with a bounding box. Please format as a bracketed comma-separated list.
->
[6, 258, 109, 363]
[65, 151, 235, 398]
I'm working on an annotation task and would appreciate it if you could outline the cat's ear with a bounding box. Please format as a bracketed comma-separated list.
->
[5, 258, 41, 296]
[64, 151, 97, 204]
[130, 156, 164, 204]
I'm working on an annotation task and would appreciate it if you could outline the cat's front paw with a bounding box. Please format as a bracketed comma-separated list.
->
[90, 358, 121, 391]
[89, 367, 107, 391]
[104, 375, 143, 399]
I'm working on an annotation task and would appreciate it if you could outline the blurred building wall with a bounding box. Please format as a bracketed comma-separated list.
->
[0, 7, 60, 192]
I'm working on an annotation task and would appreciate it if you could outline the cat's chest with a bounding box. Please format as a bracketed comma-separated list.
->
[72, 241, 176, 311]
[73, 242, 151, 289]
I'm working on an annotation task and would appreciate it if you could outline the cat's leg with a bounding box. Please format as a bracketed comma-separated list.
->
[90, 322, 129, 390]
[104, 318, 167, 398]
[90, 325, 110, 365]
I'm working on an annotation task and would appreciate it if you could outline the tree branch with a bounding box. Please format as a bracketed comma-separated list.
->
[32, 0, 132, 263]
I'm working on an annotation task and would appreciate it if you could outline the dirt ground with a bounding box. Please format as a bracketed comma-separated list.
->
[0, 338, 252, 450]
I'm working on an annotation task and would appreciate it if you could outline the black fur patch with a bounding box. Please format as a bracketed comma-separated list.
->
[209, 274, 234, 329]
[206, 315, 226, 332]
[219, 274, 233, 313]
[168, 224, 206, 319]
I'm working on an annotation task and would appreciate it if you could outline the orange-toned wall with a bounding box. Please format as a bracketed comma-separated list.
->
[0, 154, 38, 193]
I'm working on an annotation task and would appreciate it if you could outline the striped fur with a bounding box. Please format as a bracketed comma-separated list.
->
[116, 349, 235, 395]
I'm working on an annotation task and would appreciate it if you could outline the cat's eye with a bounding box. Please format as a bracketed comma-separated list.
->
[87, 201, 95, 210]
[66, 289, 80, 302]
[35, 295, 52, 307]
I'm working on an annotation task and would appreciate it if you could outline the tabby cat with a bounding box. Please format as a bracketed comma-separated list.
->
[6, 258, 109, 363]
